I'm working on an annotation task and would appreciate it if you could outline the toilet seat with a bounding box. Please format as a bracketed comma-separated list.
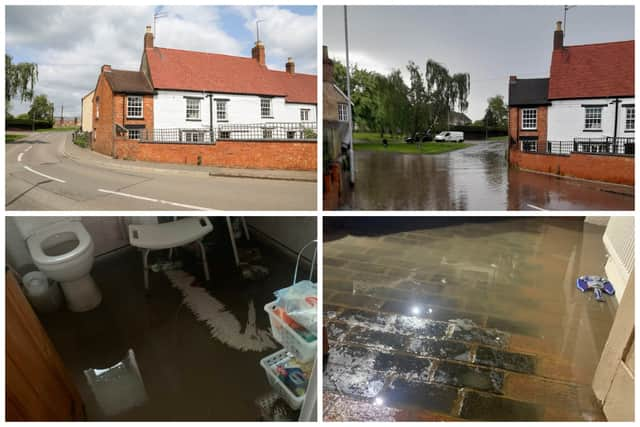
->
[27, 221, 93, 267]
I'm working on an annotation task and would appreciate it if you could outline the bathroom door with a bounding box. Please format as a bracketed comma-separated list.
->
[6, 271, 86, 421]
[592, 275, 634, 421]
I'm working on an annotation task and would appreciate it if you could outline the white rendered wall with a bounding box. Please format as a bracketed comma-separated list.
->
[154, 90, 316, 129]
[547, 97, 635, 141]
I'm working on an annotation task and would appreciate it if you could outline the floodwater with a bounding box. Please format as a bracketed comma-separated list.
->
[323, 217, 619, 421]
[345, 141, 633, 210]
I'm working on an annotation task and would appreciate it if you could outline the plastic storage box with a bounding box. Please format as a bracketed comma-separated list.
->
[264, 300, 316, 362]
[260, 349, 306, 410]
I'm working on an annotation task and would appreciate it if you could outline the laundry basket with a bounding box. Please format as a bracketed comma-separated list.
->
[260, 349, 306, 410]
[265, 298, 316, 362]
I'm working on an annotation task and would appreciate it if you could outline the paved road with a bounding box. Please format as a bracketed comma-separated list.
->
[6, 132, 316, 211]
[346, 141, 634, 210]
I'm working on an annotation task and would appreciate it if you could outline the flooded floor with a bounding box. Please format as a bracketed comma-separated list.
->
[39, 225, 307, 421]
[323, 217, 618, 421]
[346, 141, 633, 210]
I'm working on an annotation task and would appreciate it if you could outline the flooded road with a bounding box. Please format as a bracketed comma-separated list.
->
[346, 141, 633, 210]
[323, 217, 618, 421]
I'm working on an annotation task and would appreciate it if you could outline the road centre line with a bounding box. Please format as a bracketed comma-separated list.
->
[98, 188, 214, 211]
[17, 153, 23, 162]
[526, 203, 546, 211]
[23, 166, 67, 183]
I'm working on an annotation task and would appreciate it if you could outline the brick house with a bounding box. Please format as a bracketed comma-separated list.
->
[508, 21, 634, 185]
[91, 26, 317, 170]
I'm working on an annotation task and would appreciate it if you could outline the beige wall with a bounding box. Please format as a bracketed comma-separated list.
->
[81, 90, 94, 132]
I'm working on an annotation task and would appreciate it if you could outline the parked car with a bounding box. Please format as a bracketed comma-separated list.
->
[405, 131, 433, 143]
[434, 131, 464, 142]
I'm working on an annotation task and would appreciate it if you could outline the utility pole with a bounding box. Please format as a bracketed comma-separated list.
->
[344, 5, 355, 185]
[60, 104, 64, 127]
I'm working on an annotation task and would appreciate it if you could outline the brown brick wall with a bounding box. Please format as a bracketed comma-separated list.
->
[508, 105, 548, 151]
[509, 150, 634, 185]
[113, 138, 317, 171]
[92, 74, 114, 156]
[92, 71, 153, 157]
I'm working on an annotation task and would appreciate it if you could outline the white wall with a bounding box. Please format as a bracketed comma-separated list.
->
[154, 90, 316, 129]
[6, 217, 33, 274]
[547, 97, 635, 141]
[247, 217, 317, 261]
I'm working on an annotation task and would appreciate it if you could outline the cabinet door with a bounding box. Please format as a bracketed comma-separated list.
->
[6, 271, 85, 421]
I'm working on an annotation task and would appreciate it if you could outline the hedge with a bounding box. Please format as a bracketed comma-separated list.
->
[447, 124, 507, 140]
[6, 118, 54, 130]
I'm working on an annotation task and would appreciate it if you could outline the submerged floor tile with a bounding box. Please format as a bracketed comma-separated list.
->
[460, 390, 544, 421]
[432, 361, 504, 394]
[329, 343, 376, 370]
[475, 346, 536, 374]
[394, 316, 448, 339]
[448, 319, 509, 347]
[324, 363, 386, 399]
[381, 378, 457, 414]
[373, 352, 433, 382]
[323, 392, 399, 422]
[346, 326, 407, 351]
[406, 337, 472, 362]
[326, 321, 350, 342]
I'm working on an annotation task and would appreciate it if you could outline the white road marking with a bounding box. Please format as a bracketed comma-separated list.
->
[24, 145, 32, 152]
[98, 188, 215, 211]
[17, 153, 23, 162]
[526, 203, 546, 211]
[23, 166, 66, 183]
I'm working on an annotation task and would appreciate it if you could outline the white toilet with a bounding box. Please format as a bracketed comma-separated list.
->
[16, 218, 101, 312]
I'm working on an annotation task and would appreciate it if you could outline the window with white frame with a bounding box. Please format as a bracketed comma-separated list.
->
[584, 106, 603, 130]
[625, 106, 635, 131]
[300, 108, 310, 121]
[183, 130, 204, 143]
[127, 128, 141, 140]
[338, 103, 348, 121]
[521, 108, 537, 130]
[216, 100, 228, 122]
[127, 96, 143, 119]
[261, 98, 272, 118]
[186, 98, 201, 120]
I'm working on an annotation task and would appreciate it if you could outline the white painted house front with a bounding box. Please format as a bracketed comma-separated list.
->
[547, 98, 635, 142]
[153, 90, 317, 130]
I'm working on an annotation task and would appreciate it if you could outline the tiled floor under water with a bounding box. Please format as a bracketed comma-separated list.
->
[323, 217, 617, 421]
[38, 223, 309, 421]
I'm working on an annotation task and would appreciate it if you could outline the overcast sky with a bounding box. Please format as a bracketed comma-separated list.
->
[324, 5, 634, 121]
[6, 5, 317, 117]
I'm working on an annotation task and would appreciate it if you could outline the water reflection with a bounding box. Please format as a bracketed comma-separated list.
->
[347, 142, 633, 210]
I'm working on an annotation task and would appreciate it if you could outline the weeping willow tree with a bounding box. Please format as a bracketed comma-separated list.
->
[6, 54, 38, 115]
[425, 60, 470, 130]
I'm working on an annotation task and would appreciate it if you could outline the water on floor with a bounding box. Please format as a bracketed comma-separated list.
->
[38, 225, 310, 421]
[323, 217, 618, 421]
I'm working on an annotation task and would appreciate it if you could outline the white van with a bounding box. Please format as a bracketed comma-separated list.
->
[434, 131, 464, 142]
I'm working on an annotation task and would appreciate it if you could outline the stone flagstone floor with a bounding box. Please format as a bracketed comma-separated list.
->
[323, 218, 616, 421]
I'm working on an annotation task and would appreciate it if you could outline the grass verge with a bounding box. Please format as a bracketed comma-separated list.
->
[6, 134, 23, 143]
[353, 132, 404, 144]
[354, 141, 471, 154]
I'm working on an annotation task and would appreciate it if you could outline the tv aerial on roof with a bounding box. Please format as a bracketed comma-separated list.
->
[154, 11, 168, 36]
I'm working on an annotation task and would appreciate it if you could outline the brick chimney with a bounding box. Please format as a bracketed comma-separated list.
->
[251, 41, 266, 66]
[144, 25, 154, 49]
[101, 64, 112, 73]
[323, 46, 334, 83]
[553, 21, 564, 50]
[286, 57, 295, 74]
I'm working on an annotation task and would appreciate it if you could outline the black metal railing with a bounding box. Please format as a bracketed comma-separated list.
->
[140, 122, 317, 144]
[545, 137, 634, 156]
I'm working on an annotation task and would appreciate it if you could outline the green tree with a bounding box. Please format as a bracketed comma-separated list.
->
[29, 94, 54, 121]
[425, 60, 470, 130]
[6, 54, 38, 114]
[406, 61, 428, 134]
[484, 95, 508, 127]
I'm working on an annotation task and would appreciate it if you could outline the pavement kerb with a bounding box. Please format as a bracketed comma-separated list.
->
[62, 139, 316, 182]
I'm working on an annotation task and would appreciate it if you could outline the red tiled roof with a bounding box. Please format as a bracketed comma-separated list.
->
[144, 47, 316, 104]
[548, 40, 634, 99]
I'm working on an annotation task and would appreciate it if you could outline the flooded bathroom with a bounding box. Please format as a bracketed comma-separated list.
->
[6, 216, 317, 421]
[323, 217, 634, 421]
